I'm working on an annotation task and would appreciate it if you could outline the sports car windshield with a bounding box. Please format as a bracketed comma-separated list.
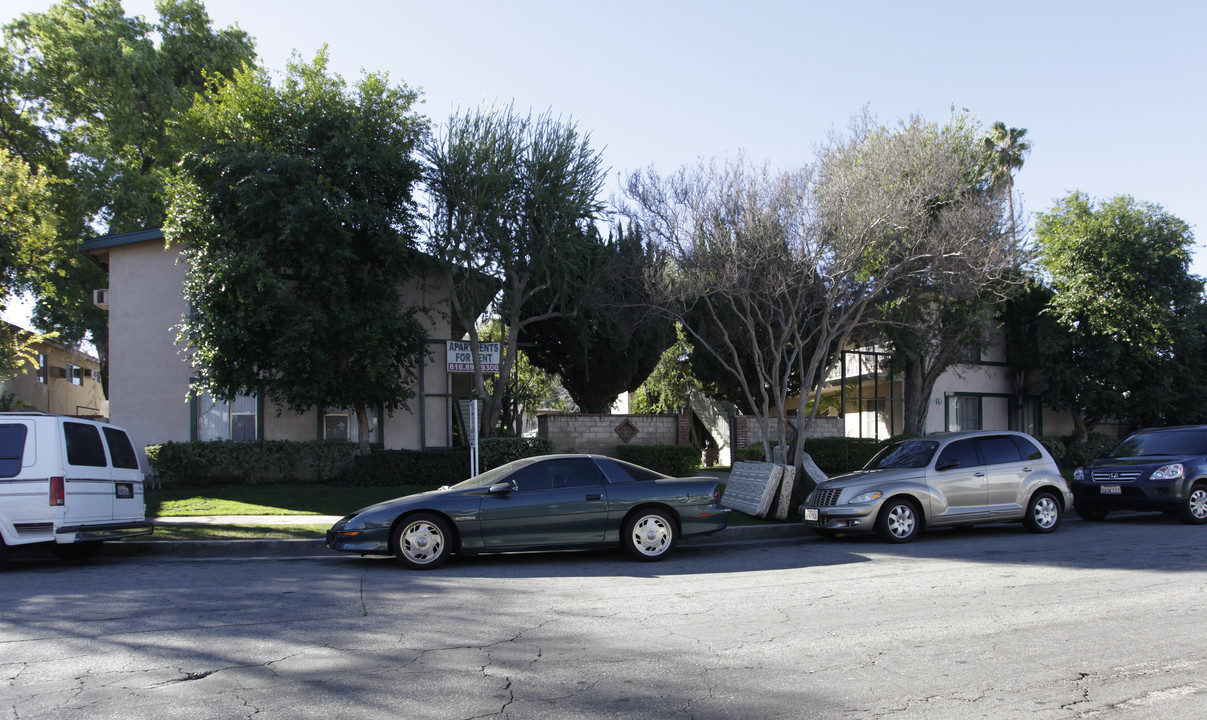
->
[448, 457, 542, 490]
[1108, 430, 1207, 458]
[864, 440, 939, 470]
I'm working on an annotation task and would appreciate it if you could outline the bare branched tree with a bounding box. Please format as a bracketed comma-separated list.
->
[625, 110, 1022, 468]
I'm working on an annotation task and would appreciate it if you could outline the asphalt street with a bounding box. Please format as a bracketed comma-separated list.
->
[2, 514, 1205, 719]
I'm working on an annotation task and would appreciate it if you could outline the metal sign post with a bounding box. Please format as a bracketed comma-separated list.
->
[459, 398, 480, 477]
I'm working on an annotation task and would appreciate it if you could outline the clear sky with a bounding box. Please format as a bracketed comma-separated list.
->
[4, 0, 1206, 274]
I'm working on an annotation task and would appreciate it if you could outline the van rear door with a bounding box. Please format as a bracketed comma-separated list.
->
[102, 426, 145, 521]
[60, 420, 115, 523]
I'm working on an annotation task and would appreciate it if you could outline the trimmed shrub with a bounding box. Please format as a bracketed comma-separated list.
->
[735, 442, 777, 463]
[146, 440, 358, 487]
[616, 444, 702, 477]
[480, 437, 554, 470]
[801, 437, 886, 475]
[1063, 432, 1118, 469]
[337, 448, 471, 486]
[1036, 435, 1069, 466]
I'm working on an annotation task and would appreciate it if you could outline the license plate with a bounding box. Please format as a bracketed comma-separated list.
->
[1100, 485, 1122, 495]
[804, 508, 819, 522]
[115, 483, 134, 499]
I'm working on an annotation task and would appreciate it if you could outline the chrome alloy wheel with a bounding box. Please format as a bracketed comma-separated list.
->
[630, 514, 673, 558]
[884, 503, 917, 539]
[1189, 487, 1207, 520]
[1032, 495, 1060, 529]
[400, 519, 445, 565]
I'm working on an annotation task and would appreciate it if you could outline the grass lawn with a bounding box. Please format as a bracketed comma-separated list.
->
[148, 484, 443, 517]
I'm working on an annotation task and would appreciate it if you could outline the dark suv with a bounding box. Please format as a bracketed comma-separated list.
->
[1071, 426, 1207, 524]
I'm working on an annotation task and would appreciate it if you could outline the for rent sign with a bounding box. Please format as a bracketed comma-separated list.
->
[446, 341, 501, 373]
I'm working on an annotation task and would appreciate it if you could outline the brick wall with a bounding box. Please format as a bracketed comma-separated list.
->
[731, 415, 844, 450]
[538, 413, 685, 456]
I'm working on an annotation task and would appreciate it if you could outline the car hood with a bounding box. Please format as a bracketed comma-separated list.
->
[1086, 455, 1196, 468]
[815, 467, 924, 489]
[349, 487, 455, 517]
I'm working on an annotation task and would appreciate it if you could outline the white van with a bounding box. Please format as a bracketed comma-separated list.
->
[0, 412, 152, 566]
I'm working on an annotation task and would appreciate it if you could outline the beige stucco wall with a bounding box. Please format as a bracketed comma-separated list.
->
[0, 335, 107, 417]
[106, 240, 194, 471]
[103, 239, 466, 468]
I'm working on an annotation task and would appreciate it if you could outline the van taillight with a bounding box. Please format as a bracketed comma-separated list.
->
[50, 476, 65, 506]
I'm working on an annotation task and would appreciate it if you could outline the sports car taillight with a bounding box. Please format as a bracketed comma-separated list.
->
[50, 476, 65, 506]
[712, 486, 722, 502]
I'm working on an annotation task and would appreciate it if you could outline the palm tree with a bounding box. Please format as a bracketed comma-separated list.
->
[983, 121, 1032, 243]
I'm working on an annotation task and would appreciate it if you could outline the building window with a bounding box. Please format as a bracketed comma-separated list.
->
[197, 393, 258, 441]
[946, 395, 982, 432]
[1011, 397, 1042, 436]
[36, 354, 47, 384]
[323, 407, 379, 444]
[67, 363, 83, 386]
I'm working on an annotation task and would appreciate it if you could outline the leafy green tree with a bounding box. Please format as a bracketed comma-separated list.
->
[2, 0, 255, 391]
[1035, 192, 1205, 435]
[423, 106, 607, 436]
[166, 50, 428, 455]
[520, 223, 673, 413]
[0, 147, 58, 375]
[632, 324, 702, 415]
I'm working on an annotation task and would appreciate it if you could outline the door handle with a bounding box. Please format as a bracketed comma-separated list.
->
[974, 472, 986, 477]
[586, 494, 602, 501]
[1022, 467, 1033, 472]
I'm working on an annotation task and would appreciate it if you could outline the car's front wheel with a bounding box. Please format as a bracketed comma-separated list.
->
[1075, 504, 1110, 522]
[1023, 491, 1062, 533]
[875, 498, 921, 543]
[1176, 483, 1207, 525]
[623, 509, 677, 561]
[392, 513, 452, 570]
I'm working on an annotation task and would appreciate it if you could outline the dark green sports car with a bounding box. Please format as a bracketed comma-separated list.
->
[326, 454, 731, 569]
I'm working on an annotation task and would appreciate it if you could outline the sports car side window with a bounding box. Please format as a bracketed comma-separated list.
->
[509, 465, 554, 491]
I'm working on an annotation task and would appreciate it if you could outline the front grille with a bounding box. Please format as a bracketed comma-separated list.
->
[1091, 469, 1142, 483]
[808, 488, 842, 507]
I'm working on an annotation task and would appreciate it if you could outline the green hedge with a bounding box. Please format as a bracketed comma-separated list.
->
[480, 437, 554, 470]
[616, 444, 701, 477]
[146, 440, 359, 487]
[1061, 432, 1118, 469]
[147, 437, 556, 488]
[334, 448, 469, 486]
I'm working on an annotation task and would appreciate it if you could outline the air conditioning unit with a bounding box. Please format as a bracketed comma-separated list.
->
[93, 288, 109, 309]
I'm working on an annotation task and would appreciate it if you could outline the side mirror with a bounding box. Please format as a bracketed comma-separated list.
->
[488, 482, 513, 494]
[935, 458, 960, 471]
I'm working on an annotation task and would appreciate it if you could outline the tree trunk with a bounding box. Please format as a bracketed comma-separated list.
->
[901, 356, 929, 436]
[354, 400, 371, 456]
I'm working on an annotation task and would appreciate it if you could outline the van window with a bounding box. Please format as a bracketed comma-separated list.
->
[63, 422, 108, 467]
[0, 424, 28, 478]
[103, 427, 140, 469]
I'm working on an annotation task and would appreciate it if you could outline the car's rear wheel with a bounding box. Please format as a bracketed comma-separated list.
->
[875, 498, 921, 543]
[1075, 504, 1110, 522]
[1023, 491, 1062, 533]
[392, 513, 452, 570]
[623, 509, 677, 561]
[1176, 483, 1207, 525]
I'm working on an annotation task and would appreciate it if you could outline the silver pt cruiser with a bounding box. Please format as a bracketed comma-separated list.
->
[800, 430, 1072, 543]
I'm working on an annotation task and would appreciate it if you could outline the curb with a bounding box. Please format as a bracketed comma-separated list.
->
[97, 523, 809, 558]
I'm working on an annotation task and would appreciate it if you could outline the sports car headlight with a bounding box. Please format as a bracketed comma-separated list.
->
[1150, 464, 1184, 480]
[849, 491, 883, 504]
